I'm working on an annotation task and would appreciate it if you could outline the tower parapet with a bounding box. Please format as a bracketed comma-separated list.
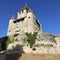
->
[17, 5, 34, 19]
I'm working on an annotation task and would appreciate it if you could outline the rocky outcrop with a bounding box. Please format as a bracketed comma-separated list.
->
[6, 32, 60, 54]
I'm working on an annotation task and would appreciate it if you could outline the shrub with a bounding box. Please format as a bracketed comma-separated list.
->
[26, 32, 38, 48]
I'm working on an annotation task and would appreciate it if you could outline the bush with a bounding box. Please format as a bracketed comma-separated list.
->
[26, 32, 38, 48]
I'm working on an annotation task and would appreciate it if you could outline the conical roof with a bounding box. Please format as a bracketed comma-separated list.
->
[18, 5, 36, 16]
[22, 5, 29, 11]
[10, 15, 15, 20]
[19, 4, 33, 12]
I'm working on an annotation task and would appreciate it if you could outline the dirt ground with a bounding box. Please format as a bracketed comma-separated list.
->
[19, 54, 60, 60]
[6, 53, 60, 60]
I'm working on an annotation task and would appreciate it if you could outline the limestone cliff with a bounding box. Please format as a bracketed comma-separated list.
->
[7, 32, 60, 54]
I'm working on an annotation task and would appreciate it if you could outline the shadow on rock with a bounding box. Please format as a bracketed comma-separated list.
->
[6, 44, 24, 60]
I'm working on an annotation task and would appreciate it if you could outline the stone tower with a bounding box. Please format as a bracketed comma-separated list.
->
[7, 5, 42, 36]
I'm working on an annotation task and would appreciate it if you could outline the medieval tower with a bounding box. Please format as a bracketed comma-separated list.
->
[7, 5, 42, 36]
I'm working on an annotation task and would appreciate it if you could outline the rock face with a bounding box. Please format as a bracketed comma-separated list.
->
[7, 32, 60, 54]
[22, 33, 60, 54]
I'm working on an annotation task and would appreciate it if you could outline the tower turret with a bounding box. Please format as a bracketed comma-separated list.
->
[7, 16, 15, 36]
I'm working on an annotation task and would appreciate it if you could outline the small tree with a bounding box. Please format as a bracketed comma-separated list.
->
[26, 32, 38, 48]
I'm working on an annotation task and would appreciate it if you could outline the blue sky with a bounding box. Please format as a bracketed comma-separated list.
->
[0, 0, 60, 38]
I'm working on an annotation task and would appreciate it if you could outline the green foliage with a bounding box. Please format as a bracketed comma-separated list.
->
[6, 37, 10, 49]
[26, 32, 38, 48]
[6, 35, 15, 49]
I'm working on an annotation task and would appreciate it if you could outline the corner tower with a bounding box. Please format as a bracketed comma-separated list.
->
[7, 5, 42, 36]
[7, 16, 15, 35]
